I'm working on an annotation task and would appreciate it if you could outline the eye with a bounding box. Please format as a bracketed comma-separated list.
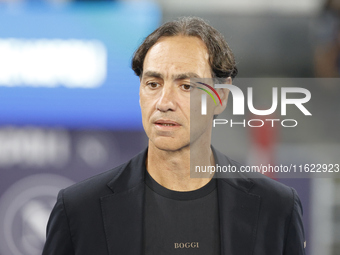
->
[147, 82, 160, 89]
[181, 84, 193, 91]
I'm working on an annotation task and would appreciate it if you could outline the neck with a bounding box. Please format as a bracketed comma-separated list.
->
[146, 142, 215, 191]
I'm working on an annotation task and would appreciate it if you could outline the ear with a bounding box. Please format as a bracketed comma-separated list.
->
[213, 77, 231, 115]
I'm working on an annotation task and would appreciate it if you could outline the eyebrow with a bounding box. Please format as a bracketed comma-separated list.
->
[142, 71, 201, 80]
[173, 72, 201, 80]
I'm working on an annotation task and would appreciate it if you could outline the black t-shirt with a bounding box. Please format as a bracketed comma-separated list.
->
[144, 170, 220, 254]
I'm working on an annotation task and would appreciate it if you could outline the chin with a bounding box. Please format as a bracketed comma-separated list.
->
[151, 138, 189, 152]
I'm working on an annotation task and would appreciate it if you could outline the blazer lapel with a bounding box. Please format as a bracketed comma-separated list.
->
[100, 149, 147, 255]
[218, 179, 261, 255]
[213, 147, 261, 255]
[100, 183, 144, 255]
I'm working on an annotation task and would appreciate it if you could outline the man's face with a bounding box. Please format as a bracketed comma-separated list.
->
[139, 35, 219, 152]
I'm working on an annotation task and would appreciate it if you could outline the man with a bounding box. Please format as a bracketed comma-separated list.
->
[43, 17, 305, 255]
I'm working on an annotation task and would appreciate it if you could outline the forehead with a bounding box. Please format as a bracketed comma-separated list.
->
[142, 36, 211, 79]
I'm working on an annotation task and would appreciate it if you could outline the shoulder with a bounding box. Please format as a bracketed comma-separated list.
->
[60, 148, 147, 205]
[235, 157, 295, 201]
[217, 152, 300, 216]
[58, 163, 125, 212]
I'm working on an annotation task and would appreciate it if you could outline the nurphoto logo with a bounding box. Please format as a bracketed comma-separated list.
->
[197, 82, 312, 128]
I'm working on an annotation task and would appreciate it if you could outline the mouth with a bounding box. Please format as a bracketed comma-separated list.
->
[157, 123, 176, 126]
[154, 119, 181, 129]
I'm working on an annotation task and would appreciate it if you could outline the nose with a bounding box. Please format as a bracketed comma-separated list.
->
[156, 83, 177, 112]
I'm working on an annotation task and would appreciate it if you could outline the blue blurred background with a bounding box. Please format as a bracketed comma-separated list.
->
[0, 0, 339, 255]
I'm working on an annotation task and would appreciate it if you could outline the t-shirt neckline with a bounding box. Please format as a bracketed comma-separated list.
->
[145, 169, 217, 201]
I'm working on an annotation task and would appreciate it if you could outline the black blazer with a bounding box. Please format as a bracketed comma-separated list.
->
[43, 148, 306, 255]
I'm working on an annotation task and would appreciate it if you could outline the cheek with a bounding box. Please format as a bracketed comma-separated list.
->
[139, 95, 147, 117]
[140, 95, 156, 121]
[140, 102, 150, 121]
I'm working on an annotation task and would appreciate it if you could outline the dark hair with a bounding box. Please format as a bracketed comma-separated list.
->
[131, 16, 238, 79]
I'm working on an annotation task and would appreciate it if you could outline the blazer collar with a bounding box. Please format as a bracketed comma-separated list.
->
[106, 148, 148, 193]
[101, 147, 260, 255]
[106, 146, 256, 193]
[212, 146, 254, 192]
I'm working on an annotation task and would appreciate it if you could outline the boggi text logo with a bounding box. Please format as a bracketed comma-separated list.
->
[174, 242, 199, 249]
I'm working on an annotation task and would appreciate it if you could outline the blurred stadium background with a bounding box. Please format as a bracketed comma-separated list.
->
[0, 0, 339, 254]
